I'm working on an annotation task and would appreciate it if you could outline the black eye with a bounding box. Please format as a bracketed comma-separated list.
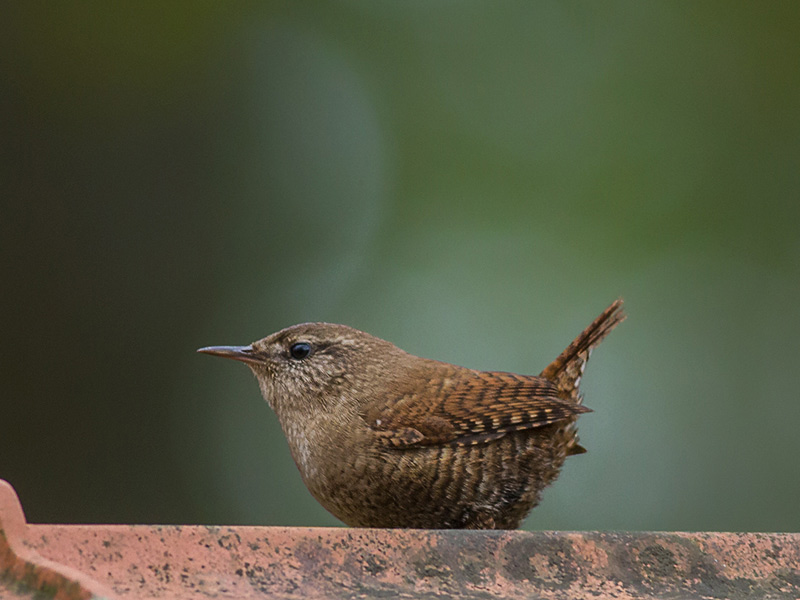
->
[289, 342, 312, 360]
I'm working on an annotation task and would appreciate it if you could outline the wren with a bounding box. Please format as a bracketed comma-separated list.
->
[198, 299, 625, 529]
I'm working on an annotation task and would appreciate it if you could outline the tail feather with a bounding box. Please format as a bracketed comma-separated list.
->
[540, 299, 625, 405]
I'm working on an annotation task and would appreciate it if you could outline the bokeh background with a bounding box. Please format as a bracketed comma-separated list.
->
[2, 3, 799, 532]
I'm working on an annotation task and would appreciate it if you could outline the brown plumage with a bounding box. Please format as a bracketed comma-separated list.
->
[198, 299, 625, 529]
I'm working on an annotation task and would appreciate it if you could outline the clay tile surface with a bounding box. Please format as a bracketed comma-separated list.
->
[1, 479, 799, 600]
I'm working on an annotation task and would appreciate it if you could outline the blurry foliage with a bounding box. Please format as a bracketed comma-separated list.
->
[1, 2, 799, 531]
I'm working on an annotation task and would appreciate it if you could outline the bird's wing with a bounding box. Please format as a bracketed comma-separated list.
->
[362, 369, 590, 448]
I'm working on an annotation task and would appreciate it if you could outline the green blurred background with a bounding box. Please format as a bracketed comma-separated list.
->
[2, 3, 798, 531]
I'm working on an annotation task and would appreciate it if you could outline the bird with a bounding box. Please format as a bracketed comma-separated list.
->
[198, 299, 625, 529]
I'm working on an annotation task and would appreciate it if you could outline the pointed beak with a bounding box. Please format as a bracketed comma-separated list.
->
[197, 345, 263, 364]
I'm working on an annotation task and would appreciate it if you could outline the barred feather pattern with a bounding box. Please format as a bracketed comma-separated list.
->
[540, 298, 626, 404]
[539, 299, 626, 457]
[365, 369, 590, 448]
[332, 300, 627, 528]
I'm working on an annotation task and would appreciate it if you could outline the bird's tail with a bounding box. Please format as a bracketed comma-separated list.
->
[540, 299, 625, 406]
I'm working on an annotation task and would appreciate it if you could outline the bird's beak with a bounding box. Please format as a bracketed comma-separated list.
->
[197, 345, 263, 364]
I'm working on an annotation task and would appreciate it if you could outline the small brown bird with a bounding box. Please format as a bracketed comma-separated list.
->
[198, 299, 624, 529]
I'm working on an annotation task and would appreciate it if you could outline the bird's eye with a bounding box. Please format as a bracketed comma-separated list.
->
[289, 342, 312, 360]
